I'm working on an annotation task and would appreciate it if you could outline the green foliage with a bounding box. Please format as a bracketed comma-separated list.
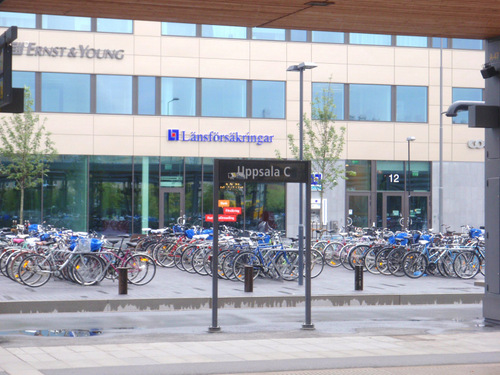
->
[287, 78, 346, 191]
[0, 88, 57, 222]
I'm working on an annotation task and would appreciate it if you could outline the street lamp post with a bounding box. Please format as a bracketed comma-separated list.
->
[287, 62, 317, 287]
[406, 136, 416, 228]
[167, 97, 179, 115]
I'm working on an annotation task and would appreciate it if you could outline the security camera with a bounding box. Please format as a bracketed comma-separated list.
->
[445, 100, 485, 117]
[481, 63, 499, 79]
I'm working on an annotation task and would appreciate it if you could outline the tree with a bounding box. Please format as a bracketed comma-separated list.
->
[286, 79, 346, 227]
[0, 89, 57, 224]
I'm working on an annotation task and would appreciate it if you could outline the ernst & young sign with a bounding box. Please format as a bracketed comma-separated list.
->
[12, 42, 125, 60]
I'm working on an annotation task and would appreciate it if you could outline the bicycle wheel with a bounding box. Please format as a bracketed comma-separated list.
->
[181, 245, 198, 273]
[339, 245, 354, 270]
[309, 249, 325, 278]
[232, 252, 261, 282]
[72, 254, 104, 286]
[153, 241, 176, 268]
[124, 254, 157, 285]
[375, 247, 393, 275]
[387, 247, 406, 277]
[323, 242, 343, 268]
[365, 246, 383, 275]
[402, 251, 428, 278]
[6, 251, 30, 283]
[348, 244, 369, 270]
[274, 251, 299, 281]
[17, 254, 52, 287]
[453, 251, 480, 279]
[191, 247, 209, 276]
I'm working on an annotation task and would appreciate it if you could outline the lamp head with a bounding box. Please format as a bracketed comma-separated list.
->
[406, 136, 416, 142]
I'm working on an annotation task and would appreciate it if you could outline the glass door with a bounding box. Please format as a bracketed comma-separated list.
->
[159, 187, 185, 228]
[409, 195, 430, 231]
[347, 194, 370, 228]
[377, 193, 405, 231]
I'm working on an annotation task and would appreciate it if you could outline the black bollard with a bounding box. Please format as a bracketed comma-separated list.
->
[355, 265, 363, 291]
[244, 266, 253, 292]
[118, 267, 128, 295]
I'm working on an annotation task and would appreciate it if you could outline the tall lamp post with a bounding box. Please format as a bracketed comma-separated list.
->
[406, 136, 416, 228]
[167, 97, 179, 115]
[287, 62, 317, 286]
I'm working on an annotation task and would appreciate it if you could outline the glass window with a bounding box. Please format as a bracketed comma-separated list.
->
[432, 37, 448, 48]
[42, 15, 91, 31]
[202, 79, 246, 117]
[161, 22, 196, 36]
[312, 82, 344, 120]
[252, 81, 285, 119]
[133, 156, 160, 233]
[349, 84, 391, 121]
[202, 25, 246, 39]
[396, 86, 427, 123]
[44, 155, 89, 231]
[376, 161, 405, 191]
[96, 75, 133, 114]
[350, 33, 391, 46]
[0, 12, 36, 28]
[396, 35, 427, 47]
[312, 31, 344, 43]
[161, 77, 196, 116]
[406, 161, 430, 192]
[13, 71, 36, 110]
[452, 38, 483, 50]
[452, 87, 483, 124]
[252, 27, 285, 41]
[290, 30, 307, 42]
[41, 73, 90, 113]
[346, 160, 371, 191]
[138, 76, 156, 115]
[97, 18, 133, 33]
[89, 156, 133, 235]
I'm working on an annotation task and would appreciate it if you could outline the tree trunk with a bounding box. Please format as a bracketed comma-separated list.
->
[19, 187, 24, 224]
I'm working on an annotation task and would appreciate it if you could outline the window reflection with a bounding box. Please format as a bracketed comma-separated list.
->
[252, 27, 286, 40]
[96, 75, 133, 114]
[350, 33, 391, 46]
[13, 71, 36, 110]
[396, 86, 427, 123]
[161, 77, 196, 116]
[42, 15, 91, 31]
[162, 22, 197, 36]
[349, 84, 391, 121]
[202, 79, 246, 117]
[0, 12, 36, 28]
[138, 76, 156, 115]
[396, 35, 427, 47]
[202, 25, 246, 39]
[252, 81, 285, 118]
[97, 18, 133, 33]
[312, 31, 344, 43]
[41, 73, 91, 113]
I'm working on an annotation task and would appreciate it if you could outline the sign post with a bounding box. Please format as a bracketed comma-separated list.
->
[209, 159, 313, 331]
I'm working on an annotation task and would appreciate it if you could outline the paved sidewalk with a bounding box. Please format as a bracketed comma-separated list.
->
[0, 263, 485, 314]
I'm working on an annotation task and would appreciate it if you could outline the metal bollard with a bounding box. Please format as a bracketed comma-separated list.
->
[244, 266, 253, 292]
[354, 265, 363, 291]
[118, 267, 128, 295]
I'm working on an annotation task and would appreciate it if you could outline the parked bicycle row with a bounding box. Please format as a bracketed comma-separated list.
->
[312, 224, 485, 279]
[0, 226, 156, 287]
[134, 225, 325, 282]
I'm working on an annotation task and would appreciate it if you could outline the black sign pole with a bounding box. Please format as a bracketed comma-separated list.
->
[209, 159, 221, 332]
[303, 160, 314, 329]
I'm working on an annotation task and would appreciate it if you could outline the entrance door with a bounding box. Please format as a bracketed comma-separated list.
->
[347, 194, 370, 228]
[409, 195, 430, 231]
[377, 193, 404, 231]
[159, 188, 185, 228]
[377, 192, 430, 231]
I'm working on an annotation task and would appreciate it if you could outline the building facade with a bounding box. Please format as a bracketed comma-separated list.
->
[0, 12, 486, 235]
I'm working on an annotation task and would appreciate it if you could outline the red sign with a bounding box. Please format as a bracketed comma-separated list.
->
[223, 207, 242, 215]
[205, 214, 237, 222]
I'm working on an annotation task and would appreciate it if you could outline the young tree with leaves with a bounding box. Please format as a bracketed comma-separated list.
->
[286, 79, 346, 227]
[0, 89, 57, 224]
